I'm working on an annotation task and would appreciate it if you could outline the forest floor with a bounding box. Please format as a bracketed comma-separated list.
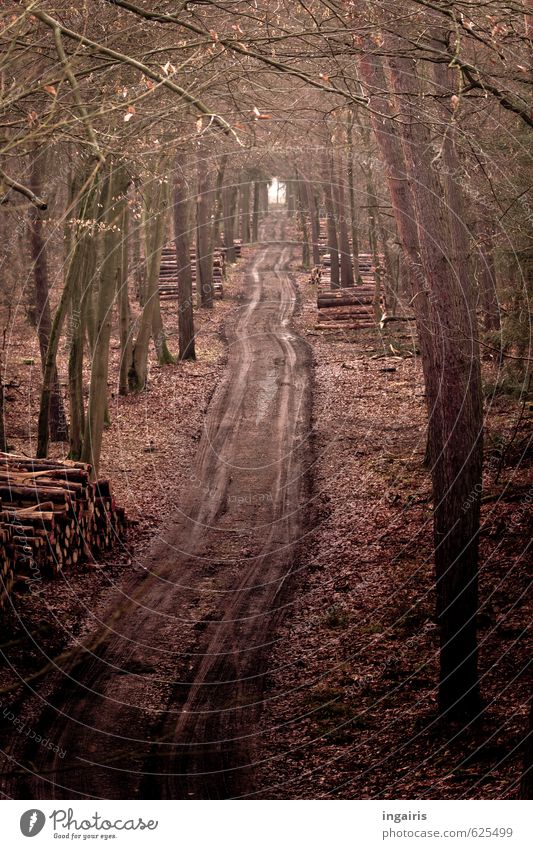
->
[254, 251, 532, 799]
[0, 213, 531, 799]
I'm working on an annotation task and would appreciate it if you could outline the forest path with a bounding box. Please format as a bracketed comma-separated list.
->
[3, 221, 312, 799]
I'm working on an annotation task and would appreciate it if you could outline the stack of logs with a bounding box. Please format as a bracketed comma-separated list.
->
[0, 453, 127, 609]
[159, 245, 226, 301]
[159, 239, 243, 302]
[315, 252, 381, 330]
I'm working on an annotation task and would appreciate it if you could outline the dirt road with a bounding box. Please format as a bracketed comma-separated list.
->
[1, 236, 312, 799]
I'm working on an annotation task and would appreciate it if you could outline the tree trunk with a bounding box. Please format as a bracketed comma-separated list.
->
[67, 174, 99, 459]
[360, 44, 483, 720]
[212, 155, 227, 251]
[129, 164, 169, 389]
[322, 153, 339, 288]
[295, 172, 311, 270]
[346, 116, 362, 284]
[173, 156, 196, 361]
[393, 48, 483, 720]
[520, 690, 533, 799]
[28, 148, 68, 442]
[366, 167, 382, 318]
[286, 179, 295, 216]
[0, 354, 7, 453]
[223, 184, 237, 263]
[260, 180, 269, 216]
[37, 166, 100, 459]
[117, 201, 133, 393]
[252, 180, 261, 242]
[197, 155, 214, 308]
[475, 219, 500, 333]
[332, 153, 354, 288]
[239, 180, 251, 243]
[82, 164, 130, 475]
[305, 179, 321, 267]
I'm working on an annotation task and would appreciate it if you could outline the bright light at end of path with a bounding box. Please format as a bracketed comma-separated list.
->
[268, 178, 286, 205]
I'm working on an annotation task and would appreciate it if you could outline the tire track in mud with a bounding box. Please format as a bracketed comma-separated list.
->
[1, 228, 312, 800]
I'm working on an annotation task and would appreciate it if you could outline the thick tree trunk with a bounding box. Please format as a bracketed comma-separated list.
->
[394, 49, 483, 720]
[28, 149, 68, 442]
[361, 45, 483, 720]
[82, 164, 130, 474]
[173, 156, 195, 361]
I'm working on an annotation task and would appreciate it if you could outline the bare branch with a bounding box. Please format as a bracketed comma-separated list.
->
[0, 168, 47, 209]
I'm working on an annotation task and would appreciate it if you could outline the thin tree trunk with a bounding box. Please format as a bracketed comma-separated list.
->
[82, 164, 130, 474]
[239, 180, 251, 243]
[118, 201, 133, 393]
[0, 354, 6, 453]
[251, 180, 261, 242]
[295, 172, 311, 270]
[67, 175, 99, 458]
[346, 116, 362, 284]
[223, 184, 237, 263]
[197, 155, 214, 308]
[132, 207, 146, 306]
[212, 155, 227, 250]
[332, 153, 354, 288]
[366, 167, 382, 318]
[129, 164, 169, 389]
[475, 219, 500, 332]
[260, 181, 269, 216]
[286, 179, 295, 216]
[151, 190, 175, 364]
[321, 153, 340, 288]
[173, 156, 195, 361]
[305, 179, 321, 267]
[28, 148, 68, 441]
[37, 165, 100, 458]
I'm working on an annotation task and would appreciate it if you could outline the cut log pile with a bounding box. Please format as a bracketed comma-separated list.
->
[158, 239, 243, 302]
[159, 245, 225, 300]
[315, 252, 381, 331]
[0, 453, 127, 609]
